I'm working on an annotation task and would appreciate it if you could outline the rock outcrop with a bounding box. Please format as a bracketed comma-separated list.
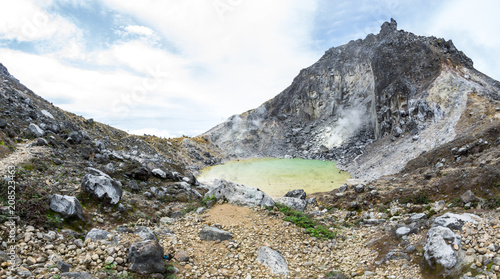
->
[204, 19, 500, 180]
[205, 179, 275, 208]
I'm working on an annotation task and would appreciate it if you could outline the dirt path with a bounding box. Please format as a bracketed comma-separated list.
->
[0, 141, 48, 177]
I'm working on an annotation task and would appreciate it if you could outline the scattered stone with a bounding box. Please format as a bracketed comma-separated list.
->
[152, 168, 167, 179]
[174, 250, 190, 262]
[337, 184, 348, 193]
[460, 190, 478, 204]
[354, 184, 365, 193]
[433, 200, 446, 212]
[56, 260, 72, 272]
[41, 109, 54, 119]
[66, 131, 83, 144]
[283, 189, 306, 200]
[49, 194, 84, 220]
[306, 197, 317, 206]
[60, 272, 94, 278]
[0, 119, 7, 129]
[74, 239, 84, 248]
[408, 213, 427, 222]
[432, 213, 479, 230]
[159, 217, 175, 224]
[256, 246, 289, 275]
[405, 244, 417, 253]
[128, 240, 166, 274]
[384, 249, 410, 262]
[28, 123, 44, 137]
[134, 226, 157, 241]
[199, 226, 232, 241]
[395, 226, 411, 237]
[196, 207, 206, 214]
[85, 228, 114, 242]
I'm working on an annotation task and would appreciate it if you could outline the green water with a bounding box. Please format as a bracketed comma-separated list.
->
[197, 158, 350, 198]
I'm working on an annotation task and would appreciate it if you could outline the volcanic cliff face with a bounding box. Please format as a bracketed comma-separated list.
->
[204, 19, 500, 180]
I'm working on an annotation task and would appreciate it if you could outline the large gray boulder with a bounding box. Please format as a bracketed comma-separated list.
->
[205, 179, 275, 208]
[128, 240, 166, 274]
[81, 168, 123, 205]
[256, 246, 289, 275]
[49, 194, 84, 220]
[28, 123, 44, 137]
[275, 197, 307, 212]
[432, 213, 479, 230]
[423, 226, 461, 275]
[199, 226, 232, 241]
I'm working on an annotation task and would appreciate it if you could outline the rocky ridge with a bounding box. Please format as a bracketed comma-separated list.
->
[204, 19, 500, 180]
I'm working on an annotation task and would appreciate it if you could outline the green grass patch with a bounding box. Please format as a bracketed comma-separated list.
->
[484, 197, 500, 209]
[450, 197, 462, 207]
[274, 203, 337, 240]
[181, 204, 198, 215]
[400, 192, 430, 205]
[201, 195, 217, 207]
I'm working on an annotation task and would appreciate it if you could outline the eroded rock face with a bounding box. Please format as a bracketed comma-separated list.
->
[203, 19, 499, 181]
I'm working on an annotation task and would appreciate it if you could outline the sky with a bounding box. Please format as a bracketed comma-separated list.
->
[0, 0, 498, 138]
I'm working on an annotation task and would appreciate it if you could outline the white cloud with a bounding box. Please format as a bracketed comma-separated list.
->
[101, 0, 321, 111]
[0, 0, 79, 42]
[124, 25, 154, 37]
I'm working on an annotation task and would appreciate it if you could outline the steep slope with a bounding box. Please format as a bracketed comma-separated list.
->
[0, 62, 226, 227]
[204, 19, 500, 180]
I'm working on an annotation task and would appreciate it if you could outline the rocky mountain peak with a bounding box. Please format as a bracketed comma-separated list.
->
[204, 19, 500, 180]
[380, 18, 397, 35]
